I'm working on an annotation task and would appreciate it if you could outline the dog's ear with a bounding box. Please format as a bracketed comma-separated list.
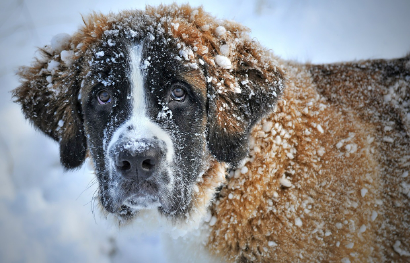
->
[205, 40, 284, 165]
[13, 35, 87, 170]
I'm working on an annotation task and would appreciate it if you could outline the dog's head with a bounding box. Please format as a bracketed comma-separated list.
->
[13, 5, 284, 224]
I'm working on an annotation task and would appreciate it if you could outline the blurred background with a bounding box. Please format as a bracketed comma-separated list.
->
[1, 0, 409, 262]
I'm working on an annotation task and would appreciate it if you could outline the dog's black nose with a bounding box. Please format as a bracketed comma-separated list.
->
[115, 140, 162, 181]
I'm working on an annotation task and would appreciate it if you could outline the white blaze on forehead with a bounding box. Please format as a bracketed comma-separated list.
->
[106, 44, 175, 164]
[129, 44, 146, 115]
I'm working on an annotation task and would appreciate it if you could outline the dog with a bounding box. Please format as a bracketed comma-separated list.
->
[13, 4, 410, 262]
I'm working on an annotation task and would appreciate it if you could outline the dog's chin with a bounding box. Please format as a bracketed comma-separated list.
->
[100, 177, 163, 220]
[113, 189, 162, 220]
[113, 196, 161, 221]
[123, 194, 161, 210]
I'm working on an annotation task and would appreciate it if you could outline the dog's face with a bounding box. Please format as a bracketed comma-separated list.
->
[82, 38, 210, 218]
[13, 5, 284, 223]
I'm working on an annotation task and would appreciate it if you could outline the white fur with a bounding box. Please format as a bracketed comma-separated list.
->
[105, 43, 176, 203]
[106, 44, 175, 164]
[102, 43, 222, 260]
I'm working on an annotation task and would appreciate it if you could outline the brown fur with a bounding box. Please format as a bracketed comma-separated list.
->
[13, 4, 410, 262]
[207, 59, 410, 262]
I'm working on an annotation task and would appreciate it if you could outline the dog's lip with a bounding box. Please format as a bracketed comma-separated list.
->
[100, 170, 166, 214]
[114, 192, 161, 218]
[125, 194, 158, 203]
[122, 192, 160, 209]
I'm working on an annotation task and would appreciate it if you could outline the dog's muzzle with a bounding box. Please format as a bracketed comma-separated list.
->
[107, 137, 168, 212]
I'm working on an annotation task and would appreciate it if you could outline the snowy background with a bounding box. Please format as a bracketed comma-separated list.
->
[0, 0, 409, 262]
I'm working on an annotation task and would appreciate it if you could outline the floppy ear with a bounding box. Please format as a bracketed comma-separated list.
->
[13, 36, 87, 170]
[206, 40, 284, 165]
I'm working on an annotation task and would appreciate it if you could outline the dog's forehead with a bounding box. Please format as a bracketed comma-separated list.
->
[80, 36, 206, 97]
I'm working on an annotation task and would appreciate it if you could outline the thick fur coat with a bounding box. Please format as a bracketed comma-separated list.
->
[13, 4, 410, 263]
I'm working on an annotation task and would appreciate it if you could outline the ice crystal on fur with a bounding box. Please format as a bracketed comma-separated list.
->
[50, 33, 71, 53]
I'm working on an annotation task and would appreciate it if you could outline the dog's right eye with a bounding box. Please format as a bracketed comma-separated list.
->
[170, 83, 187, 102]
[97, 90, 111, 104]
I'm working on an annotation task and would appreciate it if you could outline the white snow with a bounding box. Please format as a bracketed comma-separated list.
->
[233, 86, 242, 93]
[50, 33, 71, 53]
[371, 211, 378, 221]
[346, 243, 354, 249]
[220, 44, 229, 56]
[214, 55, 232, 69]
[317, 147, 325, 156]
[345, 143, 357, 154]
[295, 217, 302, 227]
[280, 176, 292, 188]
[179, 47, 194, 61]
[201, 25, 210, 31]
[402, 182, 410, 198]
[263, 121, 273, 132]
[172, 22, 179, 31]
[241, 166, 248, 174]
[209, 216, 217, 226]
[384, 126, 393, 132]
[393, 241, 410, 256]
[96, 51, 105, 58]
[336, 140, 344, 149]
[1, 1, 409, 263]
[47, 60, 60, 74]
[317, 124, 324, 133]
[215, 26, 226, 37]
[61, 50, 75, 66]
[107, 39, 115, 46]
[191, 9, 198, 19]
[383, 136, 394, 143]
[268, 241, 277, 247]
[361, 188, 368, 197]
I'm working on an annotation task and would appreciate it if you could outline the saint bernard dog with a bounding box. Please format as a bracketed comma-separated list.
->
[13, 4, 410, 263]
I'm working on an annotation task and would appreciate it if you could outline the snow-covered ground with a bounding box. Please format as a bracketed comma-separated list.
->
[0, 0, 409, 262]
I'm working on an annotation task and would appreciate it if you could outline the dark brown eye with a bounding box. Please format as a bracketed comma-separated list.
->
[171, 85, 186, 101]
[97, 90, 111, 104]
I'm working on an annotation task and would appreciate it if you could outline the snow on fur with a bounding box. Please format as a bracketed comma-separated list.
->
[13, 4, 410, 263]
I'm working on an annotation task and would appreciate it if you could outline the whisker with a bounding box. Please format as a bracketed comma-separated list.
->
[76, 177, 98, 201]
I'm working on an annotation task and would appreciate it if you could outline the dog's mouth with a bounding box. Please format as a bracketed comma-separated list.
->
[100, 174, 165, 218]
[123, 192, 161, 210]
[116, 193, 161, 220]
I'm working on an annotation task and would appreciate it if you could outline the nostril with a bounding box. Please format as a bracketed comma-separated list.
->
[119, 160, 131, 171]
[141, 159, 155, 171]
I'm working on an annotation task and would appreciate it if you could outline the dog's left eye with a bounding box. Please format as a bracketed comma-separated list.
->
[97, 90, 112, 104]
[171, 84, 186, 101]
